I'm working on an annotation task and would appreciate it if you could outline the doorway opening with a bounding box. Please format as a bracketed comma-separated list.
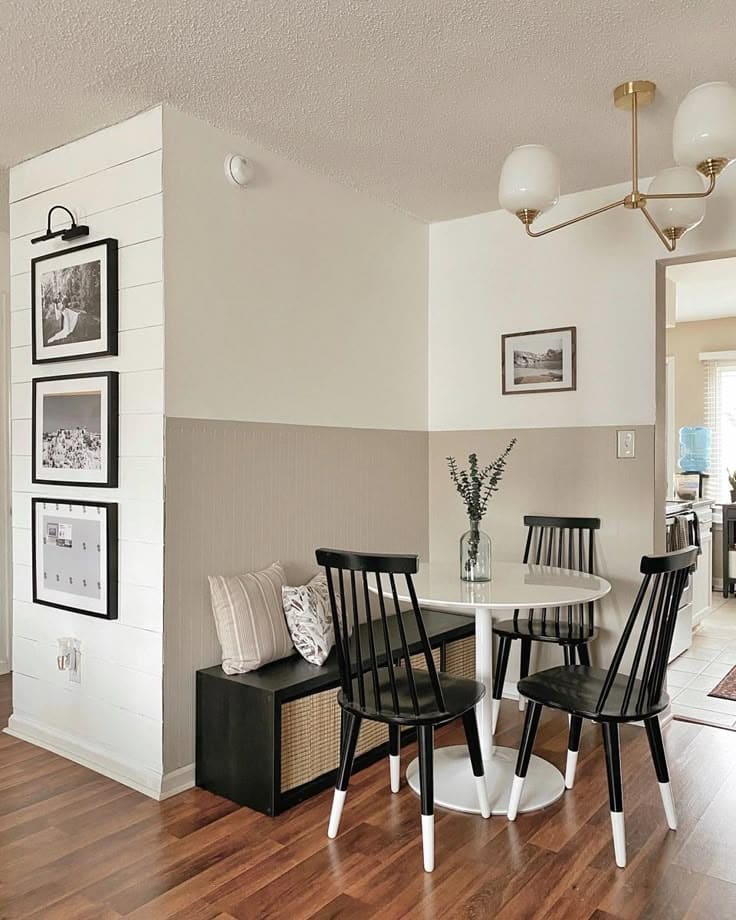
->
[656, 250, 736, 729]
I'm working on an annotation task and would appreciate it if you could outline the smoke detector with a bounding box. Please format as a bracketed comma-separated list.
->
[224, 154, 254, 188]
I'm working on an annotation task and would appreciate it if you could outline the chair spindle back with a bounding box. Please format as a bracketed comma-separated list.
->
[316, 549, 447, 717]
[517, 515, 601, 635]
[596, 547, 697, 716]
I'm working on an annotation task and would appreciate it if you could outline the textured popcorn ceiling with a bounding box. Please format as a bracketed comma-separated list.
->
[1, 1, 735, 220]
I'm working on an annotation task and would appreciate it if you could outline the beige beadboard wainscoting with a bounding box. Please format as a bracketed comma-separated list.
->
[162, 417, 430, 774]
[428, 425, 656, 684]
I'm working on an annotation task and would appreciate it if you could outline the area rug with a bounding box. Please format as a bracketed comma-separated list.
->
[708, 664, 736, 701]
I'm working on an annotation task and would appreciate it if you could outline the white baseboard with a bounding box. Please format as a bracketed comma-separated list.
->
[0, 658, 9, 676]
[693, 605, 715, 629]
[4, 714, 166, 799]
[160, 763, 195, 799]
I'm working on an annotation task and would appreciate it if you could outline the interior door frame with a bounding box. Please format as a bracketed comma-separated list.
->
[665, 355, 676, 500]
[654, 249, 736, 553]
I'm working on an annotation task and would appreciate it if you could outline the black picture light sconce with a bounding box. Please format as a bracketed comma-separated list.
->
[31, 205, 90, 245]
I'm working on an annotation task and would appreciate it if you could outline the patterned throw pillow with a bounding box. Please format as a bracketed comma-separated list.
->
[208, 562, 294, 674]
[282, 574, 337, 666]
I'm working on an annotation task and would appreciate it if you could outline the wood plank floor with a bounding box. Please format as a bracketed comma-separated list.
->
[2, 673, 736, 919]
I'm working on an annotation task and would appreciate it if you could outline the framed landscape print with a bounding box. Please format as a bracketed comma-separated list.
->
[31, 238, 118, 364]
[32, 498, 118, 619]
[501, 326, 577, 395]
[32, 372, 118, 487]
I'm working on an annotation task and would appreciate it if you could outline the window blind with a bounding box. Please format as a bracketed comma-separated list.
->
[703, 358, 736, 502]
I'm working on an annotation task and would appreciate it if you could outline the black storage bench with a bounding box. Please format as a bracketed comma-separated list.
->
[196, 610, 475, 815]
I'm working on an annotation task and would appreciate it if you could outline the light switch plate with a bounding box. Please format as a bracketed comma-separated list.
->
[617, 429, 636, 459]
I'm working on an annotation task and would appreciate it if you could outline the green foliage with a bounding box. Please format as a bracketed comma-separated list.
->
[446, 439, 517, 522]
[728, 468, 736, 490]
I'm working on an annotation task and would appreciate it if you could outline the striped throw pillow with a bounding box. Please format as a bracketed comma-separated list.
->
[208, 562, 294, 674]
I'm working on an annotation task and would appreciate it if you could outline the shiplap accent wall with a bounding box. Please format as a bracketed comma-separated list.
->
[1, 229, 10, 674]
[6, 108, 166, 797]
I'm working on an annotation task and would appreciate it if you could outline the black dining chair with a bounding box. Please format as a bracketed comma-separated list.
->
[316, 548, 490, 873]
[506, 546, 696, 869]
[491, 515, 601, 736]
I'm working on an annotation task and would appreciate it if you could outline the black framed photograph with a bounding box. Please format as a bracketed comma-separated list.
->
[501, 326, 577, 395]
[32, 372, 118, 487]
[31, 238, 118, 364]
[32, 498, 118, 619]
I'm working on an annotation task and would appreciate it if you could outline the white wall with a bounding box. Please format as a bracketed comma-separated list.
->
[163, 108, 429, 431]
[428, 168, 736, 679]
[6, 109, 166, 797]
[429, 172, 736, 431]
[160, 108, 430, 777]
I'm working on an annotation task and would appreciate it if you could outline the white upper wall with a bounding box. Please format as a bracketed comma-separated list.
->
[429, 170, 736, 431]
[163, 107, 428, 430]
[669, 256, 736, 322]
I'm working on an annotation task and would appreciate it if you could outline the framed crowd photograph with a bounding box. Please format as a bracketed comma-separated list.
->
[32, 372, 119, 487]
[32, 498, 118, 619]
[31, 238, 118, 364]
[501, 326, 577, 395]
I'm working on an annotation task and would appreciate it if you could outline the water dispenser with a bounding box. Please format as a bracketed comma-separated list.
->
[679, 426, 712, 474]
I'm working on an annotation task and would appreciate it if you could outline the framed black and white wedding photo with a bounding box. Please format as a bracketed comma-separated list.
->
[32, 498, 118, 619]
[32, 372, 119, 487]
[501, 326, 577, 395]
[31, 238, 118, 364]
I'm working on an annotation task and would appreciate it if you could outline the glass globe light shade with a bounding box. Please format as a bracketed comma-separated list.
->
[646, 167, 706, 232]
[673, 82, 736, 168]
[498, 145, 560, 215]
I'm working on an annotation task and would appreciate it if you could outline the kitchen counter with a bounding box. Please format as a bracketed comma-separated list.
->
[666, 498, 713, 515]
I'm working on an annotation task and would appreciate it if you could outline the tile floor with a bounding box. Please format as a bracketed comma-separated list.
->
[668, 595, 736, 730]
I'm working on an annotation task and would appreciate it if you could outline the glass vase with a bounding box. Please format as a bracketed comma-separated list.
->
[460, 520, 491, 582]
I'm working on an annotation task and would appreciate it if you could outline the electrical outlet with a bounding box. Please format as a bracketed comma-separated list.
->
[70, 640, 81, 684]
[57, 637, 81, 683]
[617, 429, 636, 459]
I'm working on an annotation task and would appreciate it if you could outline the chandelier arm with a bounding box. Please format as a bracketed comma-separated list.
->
[640, 205, 676, 252]
[525, 198, 626, 238]
[644, 173, 717, 200]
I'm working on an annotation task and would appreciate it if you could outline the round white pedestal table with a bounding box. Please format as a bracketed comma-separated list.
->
[370, 561, 611, 816]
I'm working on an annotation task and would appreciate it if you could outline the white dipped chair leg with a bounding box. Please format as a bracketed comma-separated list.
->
[519, 696, 526, 712]
[475, 775, 491, 819]
[565, 749, 579, 790]
[610, 811, 627, 868]
[389, 754, 401, 793]
[421, 814, 435, 872]
[644, 716, 677, 831]
[327, 789, 347, 839]
[658, 782, 677, 830]
[492, 698, 501, 735]
[507, 775, 525, 821]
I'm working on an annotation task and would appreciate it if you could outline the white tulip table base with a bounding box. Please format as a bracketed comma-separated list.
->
[405, 744, 565, 816]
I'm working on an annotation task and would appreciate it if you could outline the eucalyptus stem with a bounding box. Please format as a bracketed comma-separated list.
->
[447, 439, 517, 522]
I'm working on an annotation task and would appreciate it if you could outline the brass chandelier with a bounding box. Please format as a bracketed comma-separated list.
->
[498, 80, 736, 251]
